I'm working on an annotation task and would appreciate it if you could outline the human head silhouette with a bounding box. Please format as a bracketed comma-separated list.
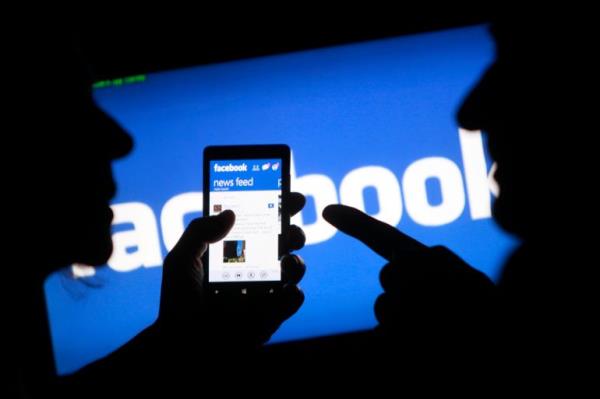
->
[457, 20, 583, 241]
[11, 31, 133, 276]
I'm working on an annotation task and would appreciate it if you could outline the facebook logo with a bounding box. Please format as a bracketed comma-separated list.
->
[213, 162, 248, 172]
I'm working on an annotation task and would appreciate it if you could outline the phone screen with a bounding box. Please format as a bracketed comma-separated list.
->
[207, 158, 283, 283]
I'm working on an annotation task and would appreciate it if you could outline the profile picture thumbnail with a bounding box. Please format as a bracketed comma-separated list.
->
[223, 240, 246, 263]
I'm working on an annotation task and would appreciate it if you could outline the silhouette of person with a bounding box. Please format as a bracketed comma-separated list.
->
[7, 28, 307, 397]
[322, 18, 597, 384]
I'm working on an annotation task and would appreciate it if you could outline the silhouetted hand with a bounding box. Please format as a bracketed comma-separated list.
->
[157, 192, 306, 351]
[323, 204, 495, 340]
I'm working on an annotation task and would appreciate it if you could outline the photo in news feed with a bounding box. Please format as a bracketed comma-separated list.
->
[223, 240, 246, 263]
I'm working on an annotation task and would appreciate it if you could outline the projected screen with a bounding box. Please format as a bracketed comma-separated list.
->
[45, 25, 518, 375]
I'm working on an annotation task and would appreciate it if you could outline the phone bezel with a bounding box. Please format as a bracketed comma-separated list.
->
[203, 144, 290, 296]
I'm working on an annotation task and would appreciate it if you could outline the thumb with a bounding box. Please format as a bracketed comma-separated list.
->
[172, 210, 236, 258]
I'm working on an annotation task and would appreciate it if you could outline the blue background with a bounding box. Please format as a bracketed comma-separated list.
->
[45, 25, 518, 375]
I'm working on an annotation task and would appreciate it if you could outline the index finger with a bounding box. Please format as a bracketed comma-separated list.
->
[322, 204, 426, 260]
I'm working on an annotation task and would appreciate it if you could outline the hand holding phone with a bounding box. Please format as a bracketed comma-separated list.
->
[155, 144, 306, 350]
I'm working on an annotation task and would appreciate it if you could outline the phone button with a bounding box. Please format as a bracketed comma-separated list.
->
[241, 288, 247, 295]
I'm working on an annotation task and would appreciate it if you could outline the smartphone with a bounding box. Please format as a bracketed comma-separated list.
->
[203, 144, 290, 296]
